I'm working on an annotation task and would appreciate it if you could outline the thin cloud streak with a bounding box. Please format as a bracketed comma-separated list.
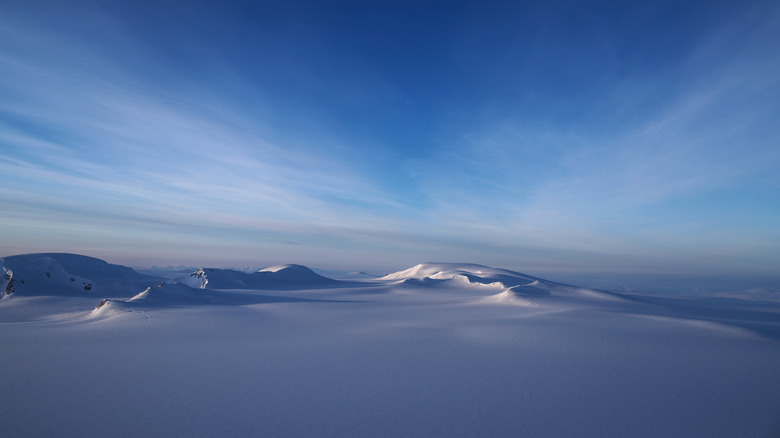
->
[0, 2, 778, 274]
[399, 3, 780, 274]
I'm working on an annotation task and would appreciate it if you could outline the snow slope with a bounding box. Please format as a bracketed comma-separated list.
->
[0, 253, 160, 297]
[2, 255, 780, 438]
[380, 262, 622, 304]
[179, 264, 342, 290]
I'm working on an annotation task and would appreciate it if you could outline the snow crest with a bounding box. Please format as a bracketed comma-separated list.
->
[0, 253, 158, 297]
[381, 262, 619, 303]
[382, 262, 545, 290]
[190, 265, 340, 290]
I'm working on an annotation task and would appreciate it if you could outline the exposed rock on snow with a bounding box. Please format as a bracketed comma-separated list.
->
[186, 268, 209, 289]
[3, 268, 15, 295]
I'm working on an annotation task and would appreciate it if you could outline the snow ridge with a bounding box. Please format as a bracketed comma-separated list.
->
[381, 262, 619, 303]
[381, 262, 546, 290]
[191, 265, 340, 290]
[0, 253, 159, 297]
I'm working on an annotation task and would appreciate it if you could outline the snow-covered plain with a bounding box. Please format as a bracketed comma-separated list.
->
[2, 253, 779, 437]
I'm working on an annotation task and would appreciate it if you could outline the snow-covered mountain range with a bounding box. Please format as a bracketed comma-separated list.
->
[0, 253, 628, 308]
[3, 252, 780, 438]
[0, 253, 159, 297]
[0, 253, 345, 299]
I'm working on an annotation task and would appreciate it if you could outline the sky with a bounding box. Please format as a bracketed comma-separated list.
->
[1, 0, 779, 275]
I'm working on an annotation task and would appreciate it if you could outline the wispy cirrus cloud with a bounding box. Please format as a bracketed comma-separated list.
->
[394, 3, 780, 274]
[0, 14, 419, 261]
[1, 1, 778, 274]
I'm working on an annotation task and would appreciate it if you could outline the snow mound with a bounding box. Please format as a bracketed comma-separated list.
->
[382, 263, 544, 288]
[87, 298, 125, 319]
[382, 263, 621, 303]
[0, 253, 159, 297]
[191, 265, 340, 290]
[257, 264, 330, 281]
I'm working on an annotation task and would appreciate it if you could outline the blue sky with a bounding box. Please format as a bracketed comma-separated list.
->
[1, 0, 778, 274]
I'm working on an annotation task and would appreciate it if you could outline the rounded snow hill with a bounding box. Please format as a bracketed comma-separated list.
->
[381, 262, 622, 303]
[0, 253, 159, 298]
[192, 264, 341, 290]
[381, 263, 545, 287]
[257, 264, 337, 283]
[85, 283, 220, 320]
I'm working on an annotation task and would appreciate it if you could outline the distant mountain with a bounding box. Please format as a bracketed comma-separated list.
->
[0, 255, 622, 306]
[0, 254, 346, 297]
[182, 264, 342, 290]
[381, 262, 621, 303]
[0, 253, 160, 297]
[382, 262, 546, 287]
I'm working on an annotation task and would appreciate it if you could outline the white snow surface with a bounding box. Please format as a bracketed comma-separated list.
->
[259, 264, 299, 273]
[381, 262, 621, 302]
[169, 264, 340, 290]
[0, 253, 160, 297]
[381, 262, 539, 282]
[2, 255, 780, 437]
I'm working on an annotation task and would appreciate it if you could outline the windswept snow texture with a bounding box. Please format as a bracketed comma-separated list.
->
[383, 262, 621, 303]
[1, 257, 780, 438]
